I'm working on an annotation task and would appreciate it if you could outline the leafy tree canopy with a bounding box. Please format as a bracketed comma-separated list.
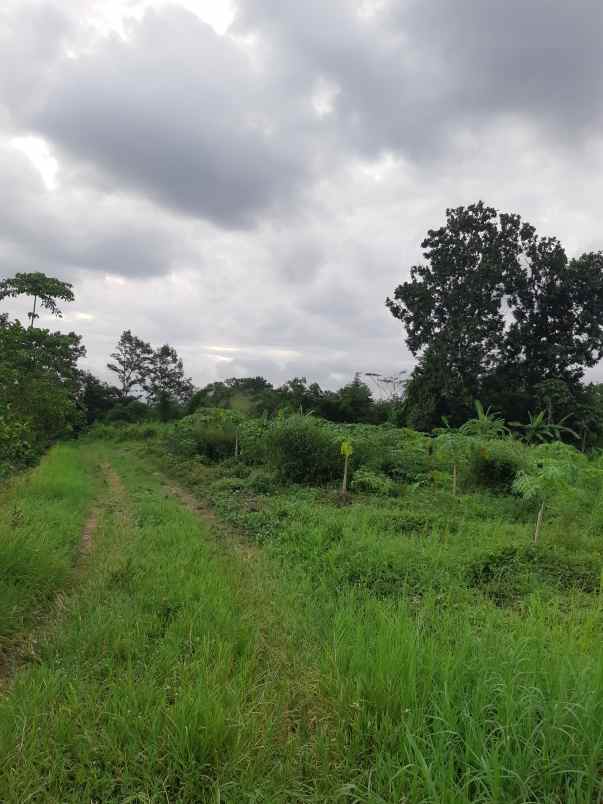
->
[107, 330, 153, 400]
[387, 202, 603, 427]
[0, 272, 74, 326]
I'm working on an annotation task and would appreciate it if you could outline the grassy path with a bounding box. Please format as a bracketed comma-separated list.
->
[1, 442, 602, 802]
[0, 444, 103, 682]
[0, 444, 336, 802]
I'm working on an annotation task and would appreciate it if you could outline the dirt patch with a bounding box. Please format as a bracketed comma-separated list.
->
[78, 511, 97, 562]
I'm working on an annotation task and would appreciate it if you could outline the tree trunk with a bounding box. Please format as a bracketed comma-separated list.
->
[342, 454, 349, 494]
[29, 295, 37, 329]
[452, 462, 458, 496]
[234, 432, 239, 458]
[534, 501, 545, 544]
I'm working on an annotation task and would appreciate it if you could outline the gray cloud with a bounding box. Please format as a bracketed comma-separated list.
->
[23, 6, 314, 227]
[1, 0, 603, 390]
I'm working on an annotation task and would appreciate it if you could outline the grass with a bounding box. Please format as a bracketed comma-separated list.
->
[0, 443, 101, 654]
[0, 440, 602, 802]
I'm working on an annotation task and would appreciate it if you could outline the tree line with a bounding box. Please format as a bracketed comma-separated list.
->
[3, 200, 603, 474]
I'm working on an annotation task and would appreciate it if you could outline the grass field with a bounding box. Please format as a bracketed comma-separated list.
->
[0, 438, 602, 802]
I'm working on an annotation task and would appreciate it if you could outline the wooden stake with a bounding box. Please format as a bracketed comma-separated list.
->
[534, 501, 545, 544]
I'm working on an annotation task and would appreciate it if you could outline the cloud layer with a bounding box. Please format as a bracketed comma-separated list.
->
[1, 0, 603, 388]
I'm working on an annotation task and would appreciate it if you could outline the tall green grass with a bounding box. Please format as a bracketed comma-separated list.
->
[0, 447, 336, 801]
[1, 442, 602, 801]
[0, 444, 100, 650]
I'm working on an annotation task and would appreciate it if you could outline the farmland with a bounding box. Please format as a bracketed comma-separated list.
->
[1, 412, 602, 802]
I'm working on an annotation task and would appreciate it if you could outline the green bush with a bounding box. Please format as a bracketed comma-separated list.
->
[0, 414, 35, 477]
[244, 468, 279, 494]
[267, 415, 341, 484]
[165, 412, 238, 462]
[104, 400, 150, 424]
[87, 422, 164, 442]
[351, 467, 397, 496]
[465, 438, 527, 493]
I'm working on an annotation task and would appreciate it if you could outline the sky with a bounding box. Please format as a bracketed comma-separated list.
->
[2, 0, 603, 389]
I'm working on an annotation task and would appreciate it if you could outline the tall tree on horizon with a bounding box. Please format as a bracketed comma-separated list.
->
[145, 344, 193, 420]
[107, 330, 153, 400]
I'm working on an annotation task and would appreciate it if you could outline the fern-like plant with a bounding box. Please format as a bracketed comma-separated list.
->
[512, 442, 580, 543]
[433, 423, 471, 496]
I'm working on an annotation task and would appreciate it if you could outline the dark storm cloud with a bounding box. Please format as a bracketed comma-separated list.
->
[0, 146, 191, 279]
[25, 7, 311, 227]
[235, 0, 603, 159]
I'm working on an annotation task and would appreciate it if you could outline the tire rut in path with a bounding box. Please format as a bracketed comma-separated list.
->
[163, 478, 258, 561]
[0, 463, 111, 690]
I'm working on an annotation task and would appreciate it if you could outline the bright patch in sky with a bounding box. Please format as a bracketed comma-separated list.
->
[10, 136, 59, 190]
[88, 0, 235, 37]
[312, 78, 340, 118]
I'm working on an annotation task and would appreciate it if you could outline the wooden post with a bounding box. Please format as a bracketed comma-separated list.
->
[534, 501, 545, 544]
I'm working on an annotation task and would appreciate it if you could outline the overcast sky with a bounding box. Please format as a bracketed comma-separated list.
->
[2, 0, 603, 389]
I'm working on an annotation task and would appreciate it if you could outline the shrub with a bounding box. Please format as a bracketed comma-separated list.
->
[88, 422, 164, 442]
[244, 468, 279, 494]
[351, 467, 397, 496]
[104, 400, 150, 424]
[0, 414, 35, 477]
[465, 438, 527, 493]
[165, 412, 238, 462]
[267, 415, 341, 484]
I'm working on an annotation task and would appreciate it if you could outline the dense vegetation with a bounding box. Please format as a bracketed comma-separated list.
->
[1, 410, 601, 800]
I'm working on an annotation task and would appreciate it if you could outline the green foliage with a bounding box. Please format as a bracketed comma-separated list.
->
[165, 409, 243, 462]
[460, 400, 509, 438]
[0, 272, 74, 326]
[266, 415, 341, 484]
[388, 202, 603, 427]
[465, 438, 527, 493]
[0, 315, 85, 470]
[468, 545, 600, 605]
[87, 422, 164, 441]
[145, 344, 193, 416]
[0, 414, 35, 477]
[513, 442, 584, 503]
[350, 467, 397, 496]
[104, 399, 151, 423]
[510, 409, 578, 444]
[107, 330, 153, 400]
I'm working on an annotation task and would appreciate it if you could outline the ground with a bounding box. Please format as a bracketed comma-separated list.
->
[0, 440, 601, 803]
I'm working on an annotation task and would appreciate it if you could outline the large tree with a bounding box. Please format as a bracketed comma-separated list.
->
[107, 330, 153, 400]
[387, 202, 603, 427]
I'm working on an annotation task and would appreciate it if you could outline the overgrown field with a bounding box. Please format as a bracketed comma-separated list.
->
[1, 413, 602, 801]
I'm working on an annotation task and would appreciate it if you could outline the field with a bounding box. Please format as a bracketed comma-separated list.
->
[1, 414, 602, 802]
